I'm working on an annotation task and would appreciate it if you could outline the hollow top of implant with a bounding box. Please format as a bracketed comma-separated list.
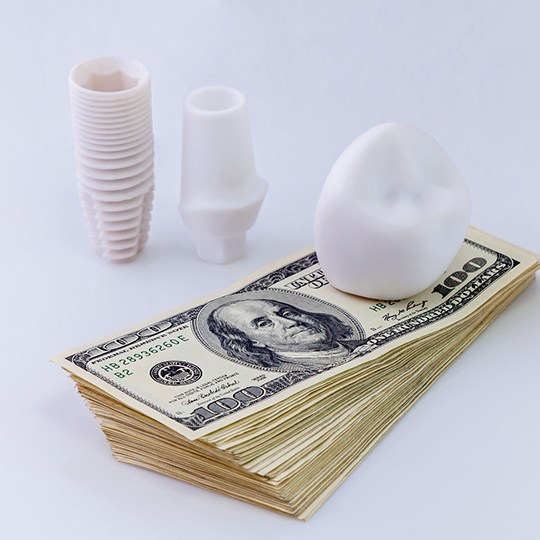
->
[185, 86, 246, 116]
[69, 56, 150, 97]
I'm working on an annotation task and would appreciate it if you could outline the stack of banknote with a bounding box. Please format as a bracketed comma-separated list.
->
[54, 227, 539, 520]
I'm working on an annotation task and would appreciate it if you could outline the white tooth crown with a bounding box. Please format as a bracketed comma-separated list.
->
[314, 122, 471, 300]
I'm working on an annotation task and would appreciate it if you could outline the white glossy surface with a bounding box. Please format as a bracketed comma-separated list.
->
[1, 2, 539, 539]
[315, 123, 471, 299]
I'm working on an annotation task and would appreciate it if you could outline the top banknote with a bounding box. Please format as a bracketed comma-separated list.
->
[53, 227, 539, 440]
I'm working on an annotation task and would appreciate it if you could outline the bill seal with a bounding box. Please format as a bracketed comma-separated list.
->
[150, 361, 203, 386]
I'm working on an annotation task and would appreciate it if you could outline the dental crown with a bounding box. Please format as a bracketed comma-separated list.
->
[315, 122, 472, 300]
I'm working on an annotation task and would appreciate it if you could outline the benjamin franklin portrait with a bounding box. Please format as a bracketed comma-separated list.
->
[194, 290, 365, 372]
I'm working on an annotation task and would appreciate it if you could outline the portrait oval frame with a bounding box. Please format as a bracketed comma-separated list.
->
[193, 288, 365, 372]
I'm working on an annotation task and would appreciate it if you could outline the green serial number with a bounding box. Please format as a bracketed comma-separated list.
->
[99, 334, 189, 378]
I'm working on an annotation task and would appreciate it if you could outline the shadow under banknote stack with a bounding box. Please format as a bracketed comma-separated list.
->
[54, 227, 539, 520]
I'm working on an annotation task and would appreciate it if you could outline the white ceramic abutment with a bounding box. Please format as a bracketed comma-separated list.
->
[180, 86, 267, 264]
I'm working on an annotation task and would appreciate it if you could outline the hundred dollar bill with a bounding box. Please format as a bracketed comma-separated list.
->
[53, 227, 539, 440]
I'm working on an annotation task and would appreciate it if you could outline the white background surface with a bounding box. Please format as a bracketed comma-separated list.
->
[1, 1, 539, 539]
